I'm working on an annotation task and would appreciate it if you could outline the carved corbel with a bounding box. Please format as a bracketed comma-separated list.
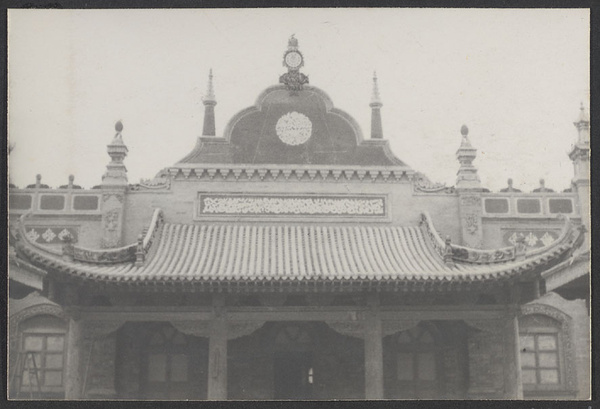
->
[325, 321, 364, 339]
[227, 321, 266, 340]
[82, 320, 126, 340]
[171, 320, 211, 338]
[382, 319, 420, 336]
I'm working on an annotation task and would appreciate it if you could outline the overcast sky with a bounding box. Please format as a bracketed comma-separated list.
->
[8, 8, 589, 191]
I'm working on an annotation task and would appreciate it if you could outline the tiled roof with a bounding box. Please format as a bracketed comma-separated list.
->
[15, 215, 582, 291]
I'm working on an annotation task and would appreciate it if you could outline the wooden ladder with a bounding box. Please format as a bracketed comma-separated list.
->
[11, 351, 42, 399]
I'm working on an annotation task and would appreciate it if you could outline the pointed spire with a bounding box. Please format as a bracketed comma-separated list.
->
[455, 124, 481, 190]
[102, 120, 129, 186]
[202, 69, 217, 136]
[203, 68, 216, 104]
[369, 71, 383, 139]
[370, 72, 382, 107]
[572, 102, 590, 146]
[576, 101, 589, 124]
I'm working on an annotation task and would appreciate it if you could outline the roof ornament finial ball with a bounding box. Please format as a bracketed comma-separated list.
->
[288, 34, 298, 48]
[461, 125, 469, 137]
[69, 174, 74, 183]
[36, 174, 41, 182]
[115, 120, 123, 133]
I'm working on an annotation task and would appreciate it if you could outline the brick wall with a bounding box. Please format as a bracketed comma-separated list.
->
[466, 328, 504, 398]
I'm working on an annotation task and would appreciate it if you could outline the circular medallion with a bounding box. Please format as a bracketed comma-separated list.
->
[276, 112, 312, 146]
[284, 51, 303, 69]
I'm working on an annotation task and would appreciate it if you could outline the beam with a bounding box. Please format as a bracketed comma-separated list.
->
[76, 305, 506, 322]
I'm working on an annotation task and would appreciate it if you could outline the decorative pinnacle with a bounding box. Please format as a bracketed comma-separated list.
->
[370, 71, 382, 107]
[288, 34, 298, 49]
[459, 124, 473, 148]
[576, 101, 589, 123]
[203, 68, 216, 105]
[115, 120, 123, 133]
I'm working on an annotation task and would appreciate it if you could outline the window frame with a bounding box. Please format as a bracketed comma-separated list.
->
[19, 326, 67, 394]
[518, 306, 577, 397]
[393, 325, 443, 398]
[519, 326, 563, 389]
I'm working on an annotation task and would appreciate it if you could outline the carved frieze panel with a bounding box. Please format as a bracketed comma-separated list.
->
[464, 213, 479, 235]
[9, 303, 67, 330]
[276, 112, 312, 146]
[72, 245, 136, 264]
[101, 194, 124, 249]
[503, 230, 560, 249]
[24, 226, 79, 244]
[461, 195, 482, 207]
[130, 177, 171, 191]
[102, 193, 124, 204]
[459, 194, 483, 248]
[197, 193, 386, 218]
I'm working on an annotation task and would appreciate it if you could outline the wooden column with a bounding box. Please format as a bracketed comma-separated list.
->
[207, 298, 228, 400]
[364, 295, 384, 399]
[64, 318, 83, 399]
[502, 314, 523, 399]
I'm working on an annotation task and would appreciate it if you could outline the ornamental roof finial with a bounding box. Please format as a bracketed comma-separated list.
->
[280, 35, 308, 92]
[370, 71, 382, 107]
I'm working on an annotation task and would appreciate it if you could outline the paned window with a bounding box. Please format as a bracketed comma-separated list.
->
[390, 324, 441, 399]
[146, 326, 189, 384]
[16, 315, 67, 396]
[519, 313, 571, 396]
[21, 334, 65, 388]
[520, 333, 560, 385]
[396, 327, 437, 382]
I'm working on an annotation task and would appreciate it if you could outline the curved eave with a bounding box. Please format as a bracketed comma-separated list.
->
[13, 217, 583, 292]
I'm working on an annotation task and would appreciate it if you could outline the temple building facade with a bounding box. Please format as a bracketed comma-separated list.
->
[8, 37, 590, 400]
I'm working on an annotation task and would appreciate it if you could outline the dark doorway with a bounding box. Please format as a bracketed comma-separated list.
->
[273, 351, 313, 399]
[272, 324, 314, 400]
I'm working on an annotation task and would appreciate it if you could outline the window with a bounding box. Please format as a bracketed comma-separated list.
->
[391, 324, 441, 399]
[396, 327, 437, 382]
[520, 333, 560, 385]
[143, 324, 192, 399]
[518, 312, 573, 396]
[21, 334, 65, 388]
[16, 315, 67, 396]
